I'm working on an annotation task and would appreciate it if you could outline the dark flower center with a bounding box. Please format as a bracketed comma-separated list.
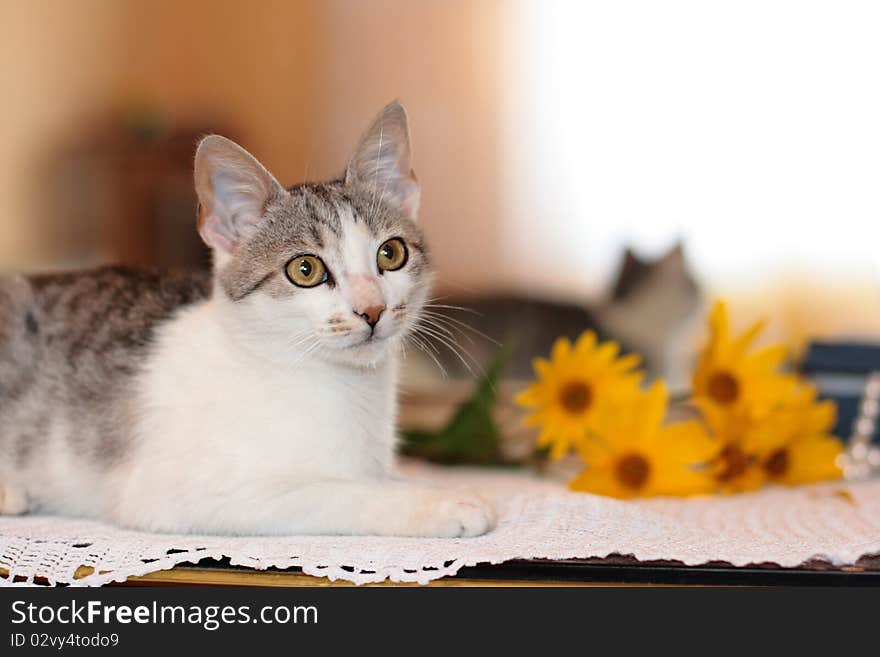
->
[764, 448, 790, 478]
[717, 444, 749, 482]
[560, 381, 593, 414]
[615, 453, 651, 490]
[707, 370, 740, 405]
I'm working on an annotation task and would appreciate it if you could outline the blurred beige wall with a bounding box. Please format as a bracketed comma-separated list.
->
[123, 0, 318, 182]
[0, 0, 131, 270]
[1, 0, 506, 291]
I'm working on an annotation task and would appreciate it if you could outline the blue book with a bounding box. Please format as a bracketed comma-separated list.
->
[803, 341, 880, 375]
[802, 341, 880, 444]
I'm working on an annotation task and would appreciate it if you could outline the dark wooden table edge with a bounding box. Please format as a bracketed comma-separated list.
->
[118, 555, 880, 587]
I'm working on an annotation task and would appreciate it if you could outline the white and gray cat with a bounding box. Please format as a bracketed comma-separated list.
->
[0, 102, 495, 537]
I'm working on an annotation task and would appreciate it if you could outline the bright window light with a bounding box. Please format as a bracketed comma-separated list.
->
[502, 0, 880, 296]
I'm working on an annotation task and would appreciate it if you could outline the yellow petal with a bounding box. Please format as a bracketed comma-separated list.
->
[691, 396, 749, 440]
[575, 434, 614, 467]
[715, 459, 766, 493]
[594, 341, 621, 366]
[649, 466, 717, 497]
[708, 300, 728, 334]
[641, 381, 668, 436]
[743, 344, 787, 373]
[549, 437, 573, 460]
[523, 411, 544, 427]
[551, 337, 572, 363]
[708, 301, 731, 352]
[730, 318, 766, 358]
[775, 436, 844, 485]
[591, 407, 642, 450]
[741, 422, 789, 457]
[573, 330, 598, 357]
[569, 464, 632, 499]
[655, 421, 720, 465]
[611, 352, 642, 373]
[531, 357, 552, 380]
[515, 387, 539, 407]
[535, 426, 557, 447]
[808, 400, 837, 435]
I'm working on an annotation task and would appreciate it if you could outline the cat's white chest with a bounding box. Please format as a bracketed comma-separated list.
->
[130, 302, 397, 498]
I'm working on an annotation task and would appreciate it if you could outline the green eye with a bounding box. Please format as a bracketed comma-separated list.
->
[377, 238, 408, 272]
[286, 255, 328, 287]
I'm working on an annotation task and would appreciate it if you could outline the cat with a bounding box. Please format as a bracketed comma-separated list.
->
[0, 101, 495, 537]
[408, 244, 702, 386]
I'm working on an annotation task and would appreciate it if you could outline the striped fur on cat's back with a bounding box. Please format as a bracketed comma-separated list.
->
[0, 267, 210, 516]
[0, 101, 495, 537]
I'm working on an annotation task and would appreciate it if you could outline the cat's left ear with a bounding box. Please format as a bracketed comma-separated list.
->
[194, 135, 285, 255]
[663, 241, 686, 266]
[345, 101, 421, 221]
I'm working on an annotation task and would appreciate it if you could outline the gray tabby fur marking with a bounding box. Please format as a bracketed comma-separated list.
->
[0, 267, 210, 470]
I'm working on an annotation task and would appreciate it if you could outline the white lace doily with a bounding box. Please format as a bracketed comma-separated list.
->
[2, 463, 879, 586]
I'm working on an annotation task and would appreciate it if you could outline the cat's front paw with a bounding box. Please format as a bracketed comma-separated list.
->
[412, 492, 496, 538]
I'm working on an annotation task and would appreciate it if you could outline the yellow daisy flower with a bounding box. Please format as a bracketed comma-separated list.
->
[569, 381, 718, 498]
[705, 384, 843, 492]
[695, 397, 766, 493]
[711, 439, 767, 493]
[742, 385, 844, 486]
[692, 300, 796, 426]
[516, 331, 642, 458]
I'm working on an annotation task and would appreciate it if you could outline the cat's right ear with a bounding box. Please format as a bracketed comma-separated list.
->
[194, 135, 284, 255]
[618, 247, 646, 279]
[345, 101, 420, 221]
[622, 247, 643, 268]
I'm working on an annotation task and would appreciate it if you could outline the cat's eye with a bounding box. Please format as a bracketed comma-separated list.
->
[377, 238, 408, 272]
[285, 255, 328, 288]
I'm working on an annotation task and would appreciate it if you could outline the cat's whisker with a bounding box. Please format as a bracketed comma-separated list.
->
[283, 328, 321, 360]
[414, 322, 483, 372]
[406, 333, 448, 378]
[418, 310, 499, 346]
[408, 329, 439, 354]
[416, 314, 479, 351]
[422, 303, 482, 316]
[290, 338, 322, 367]
[413, 322, 483, 379]
[413, 315, 458, 342]
[417, 332, 478, 379]
[288, 331, 317, 350]
[420, 322, 498, 392]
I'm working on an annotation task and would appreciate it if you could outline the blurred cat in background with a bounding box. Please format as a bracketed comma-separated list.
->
[407, 243, 702, 387]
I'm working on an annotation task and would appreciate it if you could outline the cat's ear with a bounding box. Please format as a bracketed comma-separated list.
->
[622, 247, 643, 268]
[194, 135, 285, 254]
[345, 101, 420, 221]
[662, 241, 686, 266]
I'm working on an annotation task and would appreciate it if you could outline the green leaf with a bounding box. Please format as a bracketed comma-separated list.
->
[400, 347, 514, 465]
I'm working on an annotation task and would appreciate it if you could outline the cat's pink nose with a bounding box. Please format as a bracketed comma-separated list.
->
[355, 304, 385, 329]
